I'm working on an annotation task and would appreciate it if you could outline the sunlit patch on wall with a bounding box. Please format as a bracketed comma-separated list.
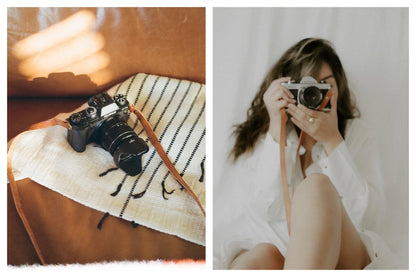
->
[12, 9, 113, 86]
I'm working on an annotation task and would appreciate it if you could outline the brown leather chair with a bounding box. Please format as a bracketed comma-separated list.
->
[7, 7, 205, 265]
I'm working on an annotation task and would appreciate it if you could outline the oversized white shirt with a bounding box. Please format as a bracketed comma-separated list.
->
[213, 118, 387, 269]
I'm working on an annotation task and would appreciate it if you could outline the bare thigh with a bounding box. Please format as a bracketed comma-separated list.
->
[229, 243, 285, 270]
[286, 173, 370, 269]
[336, 201, 371, 269]
[229, 174, 370, 270]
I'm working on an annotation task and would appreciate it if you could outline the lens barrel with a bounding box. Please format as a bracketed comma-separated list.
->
[299, 86, 323, 109]
[98, 117, 149, 176]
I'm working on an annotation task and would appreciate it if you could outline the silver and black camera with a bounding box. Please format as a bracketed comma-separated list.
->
[67, 92, 149, 176]
[282, 76, 331, 110]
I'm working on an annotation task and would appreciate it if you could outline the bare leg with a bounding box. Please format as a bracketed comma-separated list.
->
[284, 173, 370, 269]
[228, 173, 369, 270]
[229, 243, 284, 269]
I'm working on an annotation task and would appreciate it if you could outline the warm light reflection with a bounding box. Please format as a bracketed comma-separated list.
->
[89, 68, 114, 85]
[18, 33, 105, 77]
[12, 10, 96, 60]
[57, 51, 110, 76]
[13, 9, 113, 86]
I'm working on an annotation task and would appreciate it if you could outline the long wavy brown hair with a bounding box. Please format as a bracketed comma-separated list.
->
[231, 38, 360, 161]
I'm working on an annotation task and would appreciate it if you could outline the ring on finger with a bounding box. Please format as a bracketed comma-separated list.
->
[308, 116, 315, 123]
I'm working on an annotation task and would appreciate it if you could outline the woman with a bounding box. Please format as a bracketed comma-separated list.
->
[214, 38, 393, 269]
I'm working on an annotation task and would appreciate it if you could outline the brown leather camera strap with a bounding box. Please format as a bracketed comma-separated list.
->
[7, 103, 205, 264]
[7, 118, 69, 264]
[279, 109, 291, 234]
[129, 104, 206, 217]
[279, 91, 332, 235]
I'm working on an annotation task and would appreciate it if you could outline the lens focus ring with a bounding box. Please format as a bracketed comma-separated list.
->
[299, 86, 323, 109]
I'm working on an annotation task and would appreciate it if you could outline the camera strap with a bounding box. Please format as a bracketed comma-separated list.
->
[7, 118, 70, 265]
[7, 104, 206, 264]
[128, 104, 206, 217]
[279, 91, 332, 235]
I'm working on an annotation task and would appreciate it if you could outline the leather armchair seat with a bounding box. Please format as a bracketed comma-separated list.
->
[7, 7, 205, 265]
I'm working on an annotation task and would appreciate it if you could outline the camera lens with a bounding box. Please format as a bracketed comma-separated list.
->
[299, 86, 323, 109]
[97, 116, 149, 176]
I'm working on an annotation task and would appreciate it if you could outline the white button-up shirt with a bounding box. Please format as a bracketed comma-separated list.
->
[214, 118, 387, 268]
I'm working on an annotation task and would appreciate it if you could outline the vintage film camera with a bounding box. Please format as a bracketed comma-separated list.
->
[282, 76, 331, 111]
[67, 92, 149, 176]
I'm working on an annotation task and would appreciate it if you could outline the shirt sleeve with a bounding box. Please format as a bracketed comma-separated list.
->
[248, 132, 301, 222]
[213, 133, 293, 263]
[318, 120, 384, 230]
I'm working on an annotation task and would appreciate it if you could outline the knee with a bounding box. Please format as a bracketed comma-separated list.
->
[253, 243, 282, 258]
[239, 243, 284, 269]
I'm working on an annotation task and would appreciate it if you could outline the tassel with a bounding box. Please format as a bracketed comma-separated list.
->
[130, 221, 139, 228]
[199, 160, 205, 182]
[179, 173, 185, 190]
[110, 183, 123, 196]
[132, 190, 146, 199]
[162, 180, 175, 200]
[99, 167, 118, 177]
[97, 212, 110, 230]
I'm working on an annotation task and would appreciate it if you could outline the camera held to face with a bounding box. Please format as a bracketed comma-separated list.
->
[282, 76, 331, 111]
[67, 92, 149, 176]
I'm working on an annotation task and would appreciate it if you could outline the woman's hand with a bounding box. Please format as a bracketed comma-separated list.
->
[286, 91, 343, 155]
[263, 77, 296, 143]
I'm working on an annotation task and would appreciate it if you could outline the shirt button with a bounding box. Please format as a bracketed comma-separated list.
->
[375, 252, 378, 258]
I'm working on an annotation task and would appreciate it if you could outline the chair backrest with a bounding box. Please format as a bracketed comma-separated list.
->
[8, 7, 205, 98]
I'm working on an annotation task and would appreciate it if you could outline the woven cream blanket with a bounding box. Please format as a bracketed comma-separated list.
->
[11, 73, 206, 246]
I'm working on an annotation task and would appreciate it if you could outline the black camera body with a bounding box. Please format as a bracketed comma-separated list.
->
[282, 76, 331, 111]
[67, 92, 149, 176]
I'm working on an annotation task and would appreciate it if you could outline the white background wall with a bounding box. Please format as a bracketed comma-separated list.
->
[213, 7, 409, 267]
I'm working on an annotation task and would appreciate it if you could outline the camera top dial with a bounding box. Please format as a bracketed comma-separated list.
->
[114, 94, 127, 106]
[69, 113, 82, 125]
[86, 107, 97, 119]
